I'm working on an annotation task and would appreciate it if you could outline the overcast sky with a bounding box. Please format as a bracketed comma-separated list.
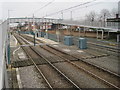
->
[0, 0, 119, 21]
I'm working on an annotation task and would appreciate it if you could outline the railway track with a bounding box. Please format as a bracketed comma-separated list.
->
[17, 34, 120, 89]
[40, 45, 120, 89]
[14, 34, 80, 89]
[87, 42, 120, 57]
[21, 34, 119, 76]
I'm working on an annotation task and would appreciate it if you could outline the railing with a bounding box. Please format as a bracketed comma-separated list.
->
[41, 32, 118, 47]
[0, 20, 9, 89]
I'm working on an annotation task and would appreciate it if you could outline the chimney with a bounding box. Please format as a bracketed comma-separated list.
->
[116, 14, 119, 18]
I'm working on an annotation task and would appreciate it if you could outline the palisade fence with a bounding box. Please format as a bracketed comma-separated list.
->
[0, 20, 9, 89]
[20, 31, 118, 48]
[46, 32, 80, 47]
[44, 32, 118, 47]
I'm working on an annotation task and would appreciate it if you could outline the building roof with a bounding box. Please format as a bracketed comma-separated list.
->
[107, 18, 120, 22]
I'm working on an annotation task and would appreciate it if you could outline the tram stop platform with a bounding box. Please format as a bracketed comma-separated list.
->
[7, 33, 119, 88]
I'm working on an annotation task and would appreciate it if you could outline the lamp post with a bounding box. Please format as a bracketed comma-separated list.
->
[32, 14, 36, 46]
[71, 11, 73, 21]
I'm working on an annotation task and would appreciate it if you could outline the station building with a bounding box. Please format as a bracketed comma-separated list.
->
[106, 2, 120, 32]
[107, 14, 120, 32]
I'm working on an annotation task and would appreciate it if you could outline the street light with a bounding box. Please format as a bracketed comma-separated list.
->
[32, 14, 36, 46]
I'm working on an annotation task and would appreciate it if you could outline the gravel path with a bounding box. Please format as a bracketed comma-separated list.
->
[18, 66, 48, 88]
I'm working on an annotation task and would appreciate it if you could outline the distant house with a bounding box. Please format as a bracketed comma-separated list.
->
[39, 22, 52, 30]
[107, 14, 120, 32]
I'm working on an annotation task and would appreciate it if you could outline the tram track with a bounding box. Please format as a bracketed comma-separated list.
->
[14, 34, 80, 89]
[16, 34, 120, 89]
[40, 45, 120, 89]
[87, 42, 120, 57]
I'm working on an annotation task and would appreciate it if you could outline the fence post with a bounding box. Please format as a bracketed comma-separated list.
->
[117, 34, 120, 43]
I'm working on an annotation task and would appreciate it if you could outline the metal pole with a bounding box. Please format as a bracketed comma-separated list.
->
[104, 14, 106, 27]
[7, 10, 10, 64]
[34, 34, 35, 46]
[57, 20, 60, 42]
[67, 25, 69, 35]
[97, 30, 98, 39]
[33, 14, 35, 46]
[117, 35, 120, 43]
[101, 30, 104, 40]
[71, 11, 72, 21]
[107, 30, 109, 39]
[79, 27, 80, 37]
[70, 25, 72, 36]
[84, 27, 85, 37]
[61, 12, 63, 19]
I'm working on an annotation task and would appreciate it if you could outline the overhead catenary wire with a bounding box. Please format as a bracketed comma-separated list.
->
[44, 0, 97, 17]
[27, 0, 55, 17]
[72, 1, 102, 12]
[73, 2, 102, 19]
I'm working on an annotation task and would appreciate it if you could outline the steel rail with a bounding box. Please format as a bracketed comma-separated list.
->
[17, 34, 120, 78]
[87, 42, 120, 53]
[14, 34, 53, 89]
[18, 34, 120, 78]
[17, 34, 120, 89]
[22, 47, 53, 90]
[16, 34, 80, 89]
[48, 45, 120, 77]
[42, 45, 120, 89]
[30, 46, 81, 89]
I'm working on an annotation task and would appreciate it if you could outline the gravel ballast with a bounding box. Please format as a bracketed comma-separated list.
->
[18, 66, 48, 88]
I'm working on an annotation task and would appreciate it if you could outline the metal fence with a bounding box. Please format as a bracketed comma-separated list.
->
[43, 32, 118, 47]
[0, 20, 9, 89]
[46, 32, 80, 47]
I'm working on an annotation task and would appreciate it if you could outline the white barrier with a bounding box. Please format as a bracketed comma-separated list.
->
[0, 20, 8, 89]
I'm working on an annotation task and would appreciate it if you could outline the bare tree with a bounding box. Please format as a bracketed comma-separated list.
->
[100, 9, 111, 27]
[86, 11, 97, 26]
[111, 8, 118, 17]
[97, 15, 103, 27]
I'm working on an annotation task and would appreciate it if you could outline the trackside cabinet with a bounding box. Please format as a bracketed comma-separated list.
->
[78, 38, 87, 49]
[64, 36, 73, 46]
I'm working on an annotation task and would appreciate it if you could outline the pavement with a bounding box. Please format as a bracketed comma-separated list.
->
[26, 34, 59, 45]
[10, 34, 18, 47]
